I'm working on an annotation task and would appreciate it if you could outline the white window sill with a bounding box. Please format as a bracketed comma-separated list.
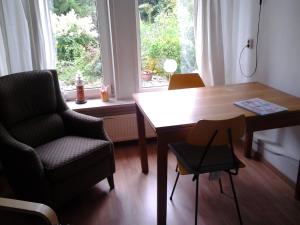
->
[67, 98, 135, 117]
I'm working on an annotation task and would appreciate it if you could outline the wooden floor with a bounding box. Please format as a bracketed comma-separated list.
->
[55, 141, 300, 225]
[1, 141, 300, 225]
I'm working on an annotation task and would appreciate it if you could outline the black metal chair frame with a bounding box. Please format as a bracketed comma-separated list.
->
[169, 128, 243, 225]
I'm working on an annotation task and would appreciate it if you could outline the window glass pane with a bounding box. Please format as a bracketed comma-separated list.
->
[50, 0, 102, 91]
[138, 0, 196, 88]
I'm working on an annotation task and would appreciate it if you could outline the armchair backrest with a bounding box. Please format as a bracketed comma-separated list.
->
[0, 70, 68, 147]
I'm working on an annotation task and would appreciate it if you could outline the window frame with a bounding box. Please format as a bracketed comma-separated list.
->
[135, 0, 197, 93]
[135, 0, 169, 93]
[55, 0, 115, 101]
[62, 0, 171, 102]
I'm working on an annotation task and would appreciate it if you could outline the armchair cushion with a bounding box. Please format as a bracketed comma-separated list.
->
[36, 136, 112, 182]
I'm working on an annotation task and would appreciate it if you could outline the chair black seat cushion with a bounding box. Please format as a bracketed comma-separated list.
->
[169, 142, 240, 174]
[36, 136, 112, 182]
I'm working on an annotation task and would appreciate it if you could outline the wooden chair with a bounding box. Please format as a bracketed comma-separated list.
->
[168, 115, 246, 225]
[168, 73, 205, 90]
[0, 197, 59, 225]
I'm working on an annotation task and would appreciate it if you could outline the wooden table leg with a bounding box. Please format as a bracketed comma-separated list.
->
[244, 130, 253, 158]
[157, 135, 168, 225]
[136, 105, 149, 174]
[295, 161, 300, 200]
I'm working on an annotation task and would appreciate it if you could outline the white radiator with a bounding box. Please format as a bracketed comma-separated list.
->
[103, 114, 156, 142]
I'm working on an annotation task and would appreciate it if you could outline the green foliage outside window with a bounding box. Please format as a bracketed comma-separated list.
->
[53, 0, 94, 17]
[51, 6, 102, 88]
[51, 0, 195, 88]
[139, 0, 196, 78]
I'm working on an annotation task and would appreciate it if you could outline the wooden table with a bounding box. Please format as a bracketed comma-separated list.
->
[133, 82, 300, 225]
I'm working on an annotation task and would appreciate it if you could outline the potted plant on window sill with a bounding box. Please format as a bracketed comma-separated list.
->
[142, 57, 160, 81]
[141, 69, 153, 81]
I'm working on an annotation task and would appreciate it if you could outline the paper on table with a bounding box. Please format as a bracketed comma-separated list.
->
[234, 98, 288, 115]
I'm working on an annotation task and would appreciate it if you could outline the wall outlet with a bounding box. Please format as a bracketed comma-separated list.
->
[247, 39, 254, 49]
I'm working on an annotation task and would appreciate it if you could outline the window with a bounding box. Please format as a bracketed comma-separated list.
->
[49, 0, 197, 98]
[138, 0, 196, 88]
[50, 0, 104, 91]
[1, 0, 198, 101]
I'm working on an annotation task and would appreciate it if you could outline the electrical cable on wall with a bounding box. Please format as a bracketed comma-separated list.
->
[239, 0, 262, 78]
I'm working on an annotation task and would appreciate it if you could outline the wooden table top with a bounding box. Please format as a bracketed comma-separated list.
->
[133, 82, 300, 130]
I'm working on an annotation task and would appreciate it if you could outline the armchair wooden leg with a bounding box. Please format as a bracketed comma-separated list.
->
[107, 175, 114, 190]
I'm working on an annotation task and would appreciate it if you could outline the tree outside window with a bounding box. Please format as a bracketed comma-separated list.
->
[138, 0, 196, 88]
[50, 0, 102, 91]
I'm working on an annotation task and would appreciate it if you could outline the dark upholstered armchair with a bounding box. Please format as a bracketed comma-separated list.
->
[0, 70, 115, 208]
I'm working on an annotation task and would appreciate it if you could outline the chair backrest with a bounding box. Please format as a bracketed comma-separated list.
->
[186, 115, 246, 146]
[0, 70, 67, 147]
[168, 73, 205, 90]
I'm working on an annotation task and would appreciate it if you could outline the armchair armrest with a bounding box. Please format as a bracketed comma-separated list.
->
[0, 124, 48, 203]
[62, 109, 108, 140]
[0, 197, 59, 225]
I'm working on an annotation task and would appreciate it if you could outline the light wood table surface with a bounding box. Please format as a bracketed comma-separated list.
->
[133, 82, 300, 225]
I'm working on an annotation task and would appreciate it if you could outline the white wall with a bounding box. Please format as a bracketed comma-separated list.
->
[234, 0, 300, 182]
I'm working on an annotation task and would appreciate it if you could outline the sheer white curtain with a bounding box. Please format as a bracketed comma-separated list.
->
[0, 22, 8, 75]
[0, 0, 55, 76]
[194, 0, 239, 86]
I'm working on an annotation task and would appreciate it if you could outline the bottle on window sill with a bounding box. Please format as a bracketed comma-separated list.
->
[100, 85, 109, 102]
[75, 73, 87, 104]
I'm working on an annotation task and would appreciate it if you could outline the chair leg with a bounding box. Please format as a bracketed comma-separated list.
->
[219, 178, 224, 194]
[107, 175, 114, 191]
[195, 175, 199, 225]
[228, 173, 243, 225]
[170, 171, 180, 200]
